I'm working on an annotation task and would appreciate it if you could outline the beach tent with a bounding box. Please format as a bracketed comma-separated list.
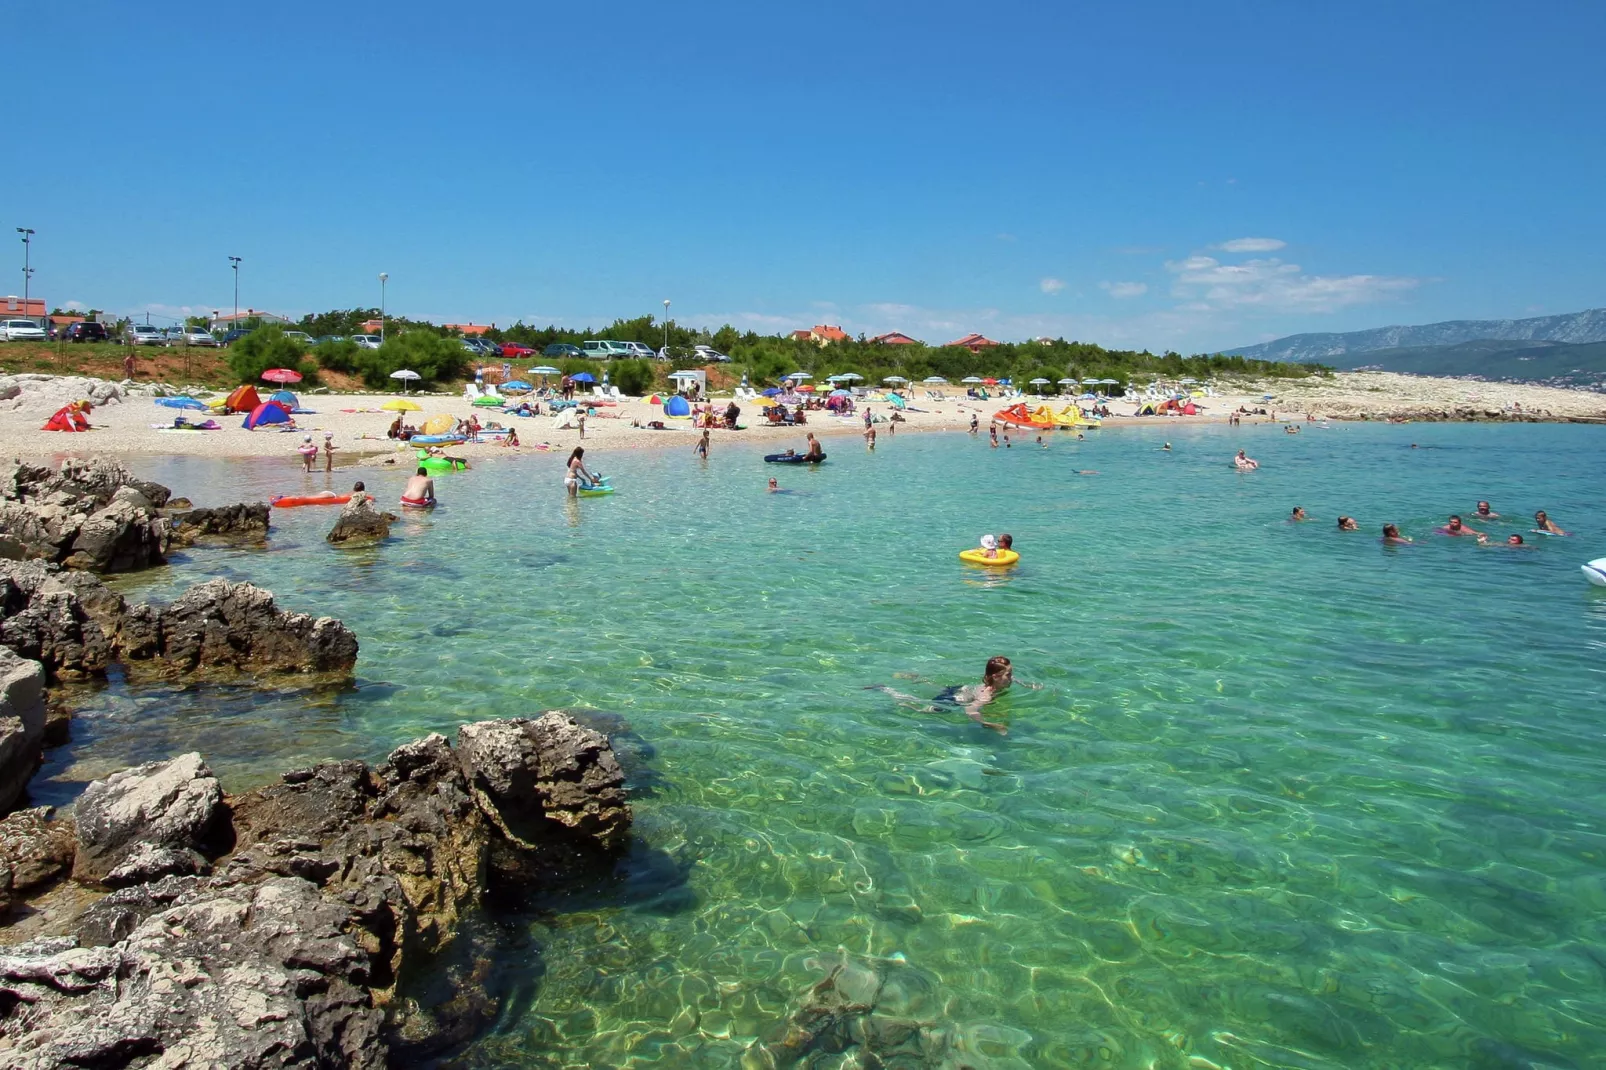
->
[268, 389, 300, 409]
[421, 413, 456, 435]
[552, 408, 578, 429]
[663, 394, 691, 418]
[241, 402, 292, 430]
[885, 392, 907, 409]
[224, 384, 261, 414]
[42, 402, 92, 432]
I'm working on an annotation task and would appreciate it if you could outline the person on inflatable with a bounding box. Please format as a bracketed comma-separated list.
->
[1534, 510, 1568, 535]
[401, 467, 436, 508]
[803, 433, 823, 461]
[1233, 449, 1258, 470]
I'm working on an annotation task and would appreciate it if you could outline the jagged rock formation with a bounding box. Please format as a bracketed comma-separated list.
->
[0, 457, 171, 573]
[0, 807, 75, 913]
[0, 561, 358, 684]
[0, 649, 45, 812]
[0, 718, 634, 1067]
[325, 497, 394, 545]
[168, 502, 270, 546]
[458, 715, 631, 849]
[71, 753, 224, 887]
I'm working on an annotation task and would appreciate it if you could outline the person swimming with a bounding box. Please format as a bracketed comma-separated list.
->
[1337, 516, 1359, 531]
[1381, 523, 1412, 544]
[1439, 514, 1483, 537]
[1291, 506, 1307, 521]
[866, 655, 1027, 734]
[1533, 510, 1567, 534]
[1160, 442, 1172, 451]
[1475, 500, 1500, 518]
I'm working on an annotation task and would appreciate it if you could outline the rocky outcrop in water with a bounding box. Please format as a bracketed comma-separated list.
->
[0, 718, 633, 1068]
[71, 753, 224, 887]
[0, 561, 358, 684]
[458, 715, 632, 850]
[0, 649, 46, 813]
[0, 459, 173, 573]
[325, 496, 394, 545]
[168, 502, 270, 546]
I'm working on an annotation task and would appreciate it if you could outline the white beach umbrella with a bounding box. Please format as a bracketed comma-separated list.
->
[961, 376, 984, 384]
[1029, 377, 1050, 385]
[389, 368, 420, 394]
[837, 372, 863, 381]
[923, 376, 948, 384]
[528, 365, 560, 375]
[1057, 378, 1077, 385]
[883, 375, 908, 383]
[787, 372, 812, 380]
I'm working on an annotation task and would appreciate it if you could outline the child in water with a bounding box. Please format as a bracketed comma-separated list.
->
[297, 434, 318, 472]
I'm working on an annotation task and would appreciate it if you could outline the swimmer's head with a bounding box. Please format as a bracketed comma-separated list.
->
[1448, 515, 1463, 529]
[353, 481, 365, 492]
[416, 467, 428, 477]
[1382, 524, 1400, 538]
[767, 478, 778, 489]
[984, 656, 1013, 689]
[1508, 534, 1525, 545]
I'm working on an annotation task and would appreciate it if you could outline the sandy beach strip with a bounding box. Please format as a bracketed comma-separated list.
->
[0, 371, 1601, 466]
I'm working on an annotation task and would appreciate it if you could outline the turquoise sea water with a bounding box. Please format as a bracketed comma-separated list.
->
[33, 421, 1606, 1068]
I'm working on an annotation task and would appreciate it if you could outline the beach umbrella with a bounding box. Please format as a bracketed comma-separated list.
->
[1057, 378, 1077, 385]
[154, 396, 207, 410]
[786, 372, 812, 381]
[261, 368, 302, 385]
[883, 375, 908, 384]
[381, 398, 421, 412]
[798, 384, 816, 392]
[983, 378, 998, 385]
[761, 387, 782, 396]
[501, 380, 532, 391]
[528, 365, 560, 375]
[837, 372, 863, 381]
[1179, 377, 1198, 384]
[829, 388, 850, 397]
[923, 376, 948, 384]
[389, 369, 420, 394]
[961, 376, 984, 384]
[571, 372, 595, 383]
[1029, 378, 1050, 385]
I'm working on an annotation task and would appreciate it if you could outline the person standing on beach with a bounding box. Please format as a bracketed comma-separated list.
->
[970, 413, 979, 435]
[123, 351, 136, 380]
[577, 409, 587, 439]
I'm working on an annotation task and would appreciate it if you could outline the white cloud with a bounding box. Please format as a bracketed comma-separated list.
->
[1039, 277, 1065, 294]
[1165, 255, 1418, 313]
[64, 299, 87, 311]
[1218, 237, 1286, 253]
[1100, 281, 1148, 299]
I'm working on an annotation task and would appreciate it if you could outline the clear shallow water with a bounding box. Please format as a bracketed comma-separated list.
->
[34, 422, 1606, 1068]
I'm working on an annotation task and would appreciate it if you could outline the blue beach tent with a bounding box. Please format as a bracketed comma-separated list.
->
[663, 394, 691, 417]
[241, 402, 293, 429]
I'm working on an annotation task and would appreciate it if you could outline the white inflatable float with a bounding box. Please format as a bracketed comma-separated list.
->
[1584, 558, 1606, 587]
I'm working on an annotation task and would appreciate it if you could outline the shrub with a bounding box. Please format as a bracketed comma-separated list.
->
[359, 332, 468, 390]
[611, 359, 656, 397]
[312, 339, 360, 374]
[227, 325, 313, 384]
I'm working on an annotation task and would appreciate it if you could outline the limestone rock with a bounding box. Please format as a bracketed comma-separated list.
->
[325, 496, 395, 545]
[71, 752, 224, 886]
[0, 648, 46, 812]
[153, 580, 358, 677]
[0, 807, 75, 912]
[0, 561, 119, 680]
[168, 501, 270, 546]
[457, 713, 632, 849]
[0, 877, 386, 1070]
[103, 841, 208, 888]
[0, 459, 170, 573]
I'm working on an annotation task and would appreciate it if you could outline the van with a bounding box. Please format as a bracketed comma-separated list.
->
[581, 340, 633, 360]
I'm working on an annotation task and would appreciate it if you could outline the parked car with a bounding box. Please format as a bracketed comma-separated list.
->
[312, 335, 345, 345]
[63, 322, 111, 343]
[581, 340, 633, 360]
[281, 330, 316, 348]
[500, 341, 535, 358]
[619, 341, 656, 360]
[220, 327, 254, 345]
[171, 327, 220, 347]
[466, 338, 502, 357]
[542, 343, 583, 360]
[351, 335, 383, 350]
[694, 344, 732, 363]
[1, 319, 47, 342]
[125, 324, 168, 346]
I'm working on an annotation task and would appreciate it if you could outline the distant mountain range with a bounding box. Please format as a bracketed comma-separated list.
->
[1224, 308, 1606, 389]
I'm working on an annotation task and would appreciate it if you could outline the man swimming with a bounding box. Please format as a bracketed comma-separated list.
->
[1474, 501, 1500, 518]
[1381, 524, 1412, 544]
[1337, 516, 1359, 531]
[1291, 507, 1307, 521]
[1534, 510, 1567, 534]
[1440, 515, 1483, 537]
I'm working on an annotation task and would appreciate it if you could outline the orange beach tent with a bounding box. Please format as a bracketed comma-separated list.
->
[223, 384, 262, 414]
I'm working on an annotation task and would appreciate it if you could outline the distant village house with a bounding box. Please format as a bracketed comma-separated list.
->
[790, 324, 850, 345]
[210, 309, 291, 330]
[945, 333, 999, 353]
[870, 331, 921, 345]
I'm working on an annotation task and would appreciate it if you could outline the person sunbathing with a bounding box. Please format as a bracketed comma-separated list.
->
[1233, 450, 1258, 470]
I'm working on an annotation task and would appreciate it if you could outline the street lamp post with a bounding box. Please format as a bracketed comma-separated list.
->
[228, 256, 241, 335]
[16, 229, 34, 323]
[379, 273, 388, 343]
[662, 299, 670, 354]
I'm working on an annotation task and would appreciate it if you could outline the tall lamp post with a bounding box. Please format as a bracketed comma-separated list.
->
[662, 298, 670, 354]
[379, 273, 388, 343]
[17, 229, 34, 323]
[228, 256, 241, 335]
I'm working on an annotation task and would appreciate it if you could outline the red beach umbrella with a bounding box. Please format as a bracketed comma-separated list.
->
[983, 378, 998, 384]
[261, 368, 303, 385]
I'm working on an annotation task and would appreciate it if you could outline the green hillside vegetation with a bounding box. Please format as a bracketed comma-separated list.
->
[1346, 338, 1606, 388]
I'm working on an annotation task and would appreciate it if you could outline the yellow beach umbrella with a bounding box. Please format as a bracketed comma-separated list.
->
[381, 398, 422, 412]
[420, 413, 455, 435]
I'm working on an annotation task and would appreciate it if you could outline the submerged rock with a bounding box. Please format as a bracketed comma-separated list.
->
[0, 720, 635, 1067]
[71, 752, 224, 886]
[0, 648, 46, 812]
[325, 496, 395, 545]
[168, 501, 271, 546]
[0, 561, 358, 684]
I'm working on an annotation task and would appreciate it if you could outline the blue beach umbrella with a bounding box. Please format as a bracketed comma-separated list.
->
[501, 380, 532, 391]
[154, 396, 207, 410]
[761, 387, 782, 397]
[571, 372, 596, 383]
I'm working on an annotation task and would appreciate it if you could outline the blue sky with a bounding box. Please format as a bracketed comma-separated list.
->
[10, 1, 1605, 352]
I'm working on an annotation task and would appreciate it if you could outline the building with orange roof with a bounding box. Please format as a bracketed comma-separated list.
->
[791, 324, 850, 345]
[945, 333, 1000, 353]
[445, 323, 494, 336]
[870, 331, 920, 345]
[2, 297, 46, 321]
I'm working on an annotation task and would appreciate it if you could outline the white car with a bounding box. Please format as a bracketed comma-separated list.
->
[0, 319, 47, 342]
[127, 324, 168, 347]
[619, 341, 656, 360]
[352, 334, 383, 350]
[694, 344, 732, 363]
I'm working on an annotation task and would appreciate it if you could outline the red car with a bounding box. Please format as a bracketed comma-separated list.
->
[500, 341, 535, 358]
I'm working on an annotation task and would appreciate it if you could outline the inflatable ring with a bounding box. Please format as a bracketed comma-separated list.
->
[959, 549, 1019, 566]
[270, 494, 351, 508]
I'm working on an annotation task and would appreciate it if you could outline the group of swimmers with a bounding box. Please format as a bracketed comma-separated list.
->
[1291, 501, 1568, 546]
